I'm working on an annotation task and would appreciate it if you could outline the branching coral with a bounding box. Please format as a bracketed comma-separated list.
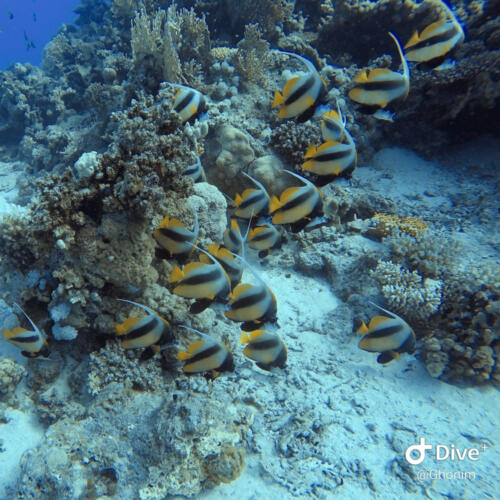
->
[234, 24, 271, 86]
[371, 260, 443, 323]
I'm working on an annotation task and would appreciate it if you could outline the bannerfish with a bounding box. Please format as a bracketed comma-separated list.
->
[240, 329, 287, 371]
[232, 172, 270, 221]
[349, 32, 410, 114]
[247, 224, 282, 258]
[171, 84, 207, 124]
[272, 51, 327, 123]
[269, 170, 327, 233]
[404, 3, 464, 68]
[200, 243, 244, 289]
[114, 299, 173, 359]
[225, 254, 278, 331]
[2, 303, 49, 358]
[169, 246, 231, 314]
[223, 218, 245, 254]
[357, 302, 416, 364]
[302, 132, 357, 186]
[177, 326, 235, 377]
[320, 104, 347, 143]
[182, 156, 206, 183]
[153, 212, 198, 263]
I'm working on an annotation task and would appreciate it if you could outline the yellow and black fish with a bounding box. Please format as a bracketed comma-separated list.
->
[169, 247, 231, 313]
[232, 172, 270, 221]
[349, 32, 410, 114]
[357, 302, 416, 364]
[223, 218, 245, 254]
[200, 243, 244, 289]
[115, 299, 173, 359]
[177, 326, 235, 377]
[172, 84, 207, 124]
[272, 51, 327, 123]
[320, 106, 347, 143]
[269, 170, 327, 233]
[182, 156, 206, 183]
[247, 224, 282, 258]
[404, 4, 464, 68]
[153, 212, 198, 263]
[240, 329, 287, 371]
[2, 303, 49, 358]
[302, 133, 357, 186]
[225, 255, 278, 331]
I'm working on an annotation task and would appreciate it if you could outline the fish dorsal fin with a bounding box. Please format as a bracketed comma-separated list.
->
[174, 88, 183, 100]
[420, 19, 447, 40]
[366, 68, 396, 81]
[169, 265, 184, 283]
[207, 243, 221, 256]
[368, 301, 400, 320]
[280, 51, 317, 74]
[157, 215, 171, 228]
[177, 340, 204, 360]
[280, 186, 300, 203]
[322, 109, 341, 121]
[269, 196, 282, 214]
[242, 172, 270, 199]
[218, 247, 234, 260]
[167, 218, 184, 229]
[14, 303, 39, 333]
[249, 329, 266, 341]
[199, 253, 211, 264]
[183, 261, 208, 275]
[115, 317, 141, 335]
[404, 29, 421, 49]
[317, 139, 339, 152]
[304, 144, 318, 159]
[356, 321, 369, 335]
[239, 188, 256, 201]
[388, 32, 409, 82]
[240, 331, 251, 345]
[368, 315, 391, 329]
[234, 192, 243, 206]
[231, 219, 240, 231]
[3, 326, 30, 339]
[353, 69, 370, 83]
[116, 298, 159, 318]
[248, 226, 265, 239]
[272, 90, 284, 108]
[282, 76, 300, 97]
[231, 283, 254, 300]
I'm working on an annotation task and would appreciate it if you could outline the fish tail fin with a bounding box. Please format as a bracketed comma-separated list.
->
[272, 90, 284, 108]
[169, 266, 184, 283]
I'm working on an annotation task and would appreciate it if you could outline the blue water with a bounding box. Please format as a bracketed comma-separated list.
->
[0, 0, 80, 69]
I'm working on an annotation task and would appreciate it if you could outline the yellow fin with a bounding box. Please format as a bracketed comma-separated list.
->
[353, 69, 369, 83]
[279, 186, 300, 203]
[269, 195, 282, 214]
[183, 261, 208, 275]
[240, 331, 251, 345]
[304, 144, 318, 159]
[230, 283, 254, 301]
[368, 315, 391, 329]
[115, 317, 141, 335]
[356, 321, 369, 335]
[157, 215, 171, 228]
[404, 30, 421, 49]
[187, 340, 205, 355]
[322, 110, 341, 121]
[317, 139, 339, 152]
[366, 68, 394, 80]
[207, 243, 221, 255]
[234, 193, 243, 206]
[199, 254, 211, 264]
[169, 265, 184, 283]
[420, 19, 447, 40]
[272, 90, 284, 109]
[282, 76, 300, 97]
[248, 330, 266, 341]
[2, 326, 29, 339]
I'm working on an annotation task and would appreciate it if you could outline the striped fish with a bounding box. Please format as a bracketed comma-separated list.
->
[240, 329, 287, 371]
[357, 302, 416, 364]
[233, 172, 270, 221]
[247, 224, 281, 258]
[302, 133, 357, 186]
[153, 212, 198, 263]
[200, 243, 244, 289]
[177, 326, 235, 376]
[172, 84, 207, 124]
[269, 170, 326, 233]
[349, 32, 410, 113]
[404, 4, 464, 66]
[320, 105, 347, 143]
[2, 303, 49, 358]
[182, 156, 206, 183]
[169, 247, 231, 313]
[272, 51, 327, 122]
[115, 299, 173, 355]
[225, 254, 277, 331]
[223, 219, 245, 254]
